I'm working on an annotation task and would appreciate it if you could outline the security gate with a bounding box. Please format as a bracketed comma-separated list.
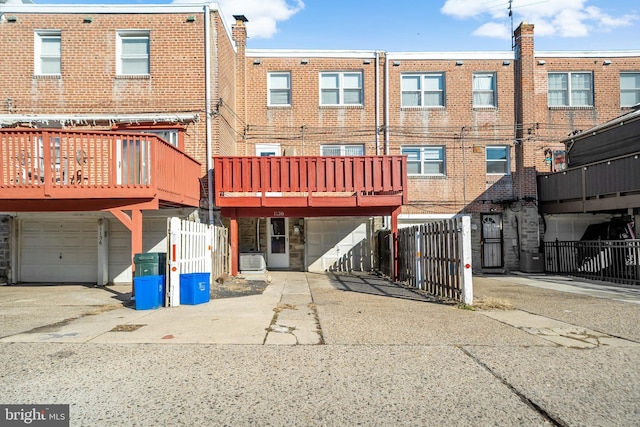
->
[481, 213, 503, 268]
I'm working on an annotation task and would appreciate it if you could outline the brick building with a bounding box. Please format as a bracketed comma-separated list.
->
[0, 3, 237, 283]
[234, 19, 640, 273]
[1, 1, 639, 282]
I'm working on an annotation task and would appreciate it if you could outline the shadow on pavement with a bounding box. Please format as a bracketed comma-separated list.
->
[326, 272, 450, 304]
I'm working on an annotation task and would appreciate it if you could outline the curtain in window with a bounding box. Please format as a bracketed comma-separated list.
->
[40, 36, 61, 74]
[621, 73, 640, 107]
[571, 73, 592, 106]
[423, 75, 443, 106]
[402, 76, 421, 106]
[343, 73, 362, 104]
[473, 74, 495, 106]
[269, 74, 291, 105]
[548, 73, 568, 106]
[121, 38, 149, 75]
[486, 147, 508, 174]
[321, 73, 339, 104]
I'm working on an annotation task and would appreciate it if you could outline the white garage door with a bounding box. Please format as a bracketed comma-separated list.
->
[20, 218, 98, 283]
[109, 218, 168, 284]
[306, 217, 370, 272]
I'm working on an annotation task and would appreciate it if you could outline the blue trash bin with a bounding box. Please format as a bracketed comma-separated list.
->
[179, 272, 211, 305]
[133, 275, 165, 310]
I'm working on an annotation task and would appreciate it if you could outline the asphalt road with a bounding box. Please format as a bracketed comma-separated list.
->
[1, 272, 639, 426]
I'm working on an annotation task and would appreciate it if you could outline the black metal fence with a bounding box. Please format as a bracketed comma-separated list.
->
[543, 239, 640, 286]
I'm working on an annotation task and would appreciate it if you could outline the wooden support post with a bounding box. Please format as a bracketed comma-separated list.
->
[109, 208, 143, 296]
[230, 214, 239, 276]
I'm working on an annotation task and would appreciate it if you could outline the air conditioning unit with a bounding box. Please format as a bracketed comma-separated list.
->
[240, 252, 266, 272]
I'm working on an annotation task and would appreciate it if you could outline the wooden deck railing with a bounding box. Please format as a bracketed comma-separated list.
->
[538, 152, 640, 213]
[214, 155, 408, 208]
[0, 129, 201, 209]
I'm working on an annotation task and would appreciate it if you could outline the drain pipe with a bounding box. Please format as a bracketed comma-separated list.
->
[384, 52, 390, 155]
[375, 51, 380, 156]
[204, 4, 214, 225]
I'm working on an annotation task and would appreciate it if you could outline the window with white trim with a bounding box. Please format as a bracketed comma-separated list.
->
[320, 144, 365, 156]
[473, 73, 496, 107]
[116, 31, 150, 75]
[548, 72, 593, 107]
[401, 146, 445, 176]
[320, 72, 363, 106]
[401, 73, 445, 107]
[486, 146, 509, 175]
[620, 72, 640, 107]
[34, 31, 61, 75]
[268, 72, 291, 106]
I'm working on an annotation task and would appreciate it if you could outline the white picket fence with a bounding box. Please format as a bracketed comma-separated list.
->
[166, 217, 228, 307]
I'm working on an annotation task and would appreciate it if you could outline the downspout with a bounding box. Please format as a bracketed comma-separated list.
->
[375, 51, 380, 156]
[204, 4, 214, 225]
[384, 52, 390, 155]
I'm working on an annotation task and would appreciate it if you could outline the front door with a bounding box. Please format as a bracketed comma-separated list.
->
[267, 217, 289, 268]
[481, 213, 503, 268]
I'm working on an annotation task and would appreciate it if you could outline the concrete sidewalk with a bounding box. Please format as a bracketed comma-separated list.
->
[1, 272, 639, 426]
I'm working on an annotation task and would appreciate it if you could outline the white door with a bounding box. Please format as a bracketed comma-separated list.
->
[267, 217, 289, 268]
[20, 218, 98, 283]
[305, 217, 370, 272]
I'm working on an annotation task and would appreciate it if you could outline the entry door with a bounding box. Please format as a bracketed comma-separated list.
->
[116, 137, 150, 185]
[267, 218, 289, 268]
[481, 213, 503, 268]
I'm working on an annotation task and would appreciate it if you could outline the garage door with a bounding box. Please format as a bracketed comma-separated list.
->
[20, 218, 98, 283]
[306, 217, 370, 272]
[109, 218, 168, 284]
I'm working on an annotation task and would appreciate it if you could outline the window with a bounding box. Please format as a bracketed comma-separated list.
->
[34, 31, 61, 75]
[268, 72, 291, 106]
[117, 31, 150, 75]
[548, 72, 593, 107]
[401, 73, 445, 107]
[620, 72, 640, 107]
[321, 144, 365, 156]
[320, 72, 363, 105]
[473, 73, 496, 107]
[401, 146, 445, 176]
[140, 129, 179, 147]
[486, 146, 509, 175]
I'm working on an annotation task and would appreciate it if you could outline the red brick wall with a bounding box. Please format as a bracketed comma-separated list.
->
[0, 11, 236, 177]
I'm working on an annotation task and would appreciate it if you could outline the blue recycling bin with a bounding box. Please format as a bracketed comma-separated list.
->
[180, 272, 211, 305]
[133, 275, 165, 310]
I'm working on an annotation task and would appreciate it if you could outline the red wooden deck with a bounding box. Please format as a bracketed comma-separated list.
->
[0, 129, 202, 211]
[214, 155, 408, 211]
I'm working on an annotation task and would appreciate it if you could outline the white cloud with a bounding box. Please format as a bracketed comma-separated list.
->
[172, 0, 304, 39]
[472, 22, 511, 40]
[441, 0, 638, 40]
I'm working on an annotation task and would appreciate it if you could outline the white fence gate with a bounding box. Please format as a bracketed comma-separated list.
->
[166, 217, 228, 307]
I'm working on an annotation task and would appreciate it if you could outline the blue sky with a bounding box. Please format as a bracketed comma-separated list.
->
[30, 0, 640, 52]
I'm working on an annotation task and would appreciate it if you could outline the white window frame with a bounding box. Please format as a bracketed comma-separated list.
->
[486, 146, 510, 175]
[401, 73, 445, 107]
[268, 72, 291, 106]
[548, 72, 593, 107]
[620, 72, 640, 108]
[34, 30, 61, 76]
[320, 144, 365, 156]
[473, 73, 496, 108]
[116, 30, 150, 76]
[401, 146, 446, 176]
[320, 71, 363, 106]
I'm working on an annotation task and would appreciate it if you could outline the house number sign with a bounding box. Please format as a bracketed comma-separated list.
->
[273, 211, 285, 217]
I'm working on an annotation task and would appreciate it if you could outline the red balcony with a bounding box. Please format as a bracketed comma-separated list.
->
[0, 129, 202, 212]
[214, 155, 408, 213]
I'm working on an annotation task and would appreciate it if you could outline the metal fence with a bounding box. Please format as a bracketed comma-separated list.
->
[543, 239, 640, 286]
[376, 217, 473, 304]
